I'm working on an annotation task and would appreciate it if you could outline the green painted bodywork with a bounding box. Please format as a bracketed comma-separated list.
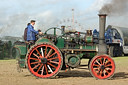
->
[36, 38, 51, 44]
[14, 45, 26, 68]
[83, 45, 96, 49]
[19, 59, 26, 67]
[56, 38, 64, 48]
[85, 36, 93, 43]
[77, 53, 84, 59]
[14, 45, 26, 58]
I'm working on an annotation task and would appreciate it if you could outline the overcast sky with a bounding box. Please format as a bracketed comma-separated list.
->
[0, 0, 127, 37]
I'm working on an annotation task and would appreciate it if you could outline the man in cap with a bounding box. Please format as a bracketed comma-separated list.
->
[27, 20, 42, 44]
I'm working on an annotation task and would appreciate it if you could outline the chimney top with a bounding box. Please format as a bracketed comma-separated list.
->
[98, 14, 107, 17]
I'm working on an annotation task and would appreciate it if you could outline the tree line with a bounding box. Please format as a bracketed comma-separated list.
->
[0, 40, 16, 59]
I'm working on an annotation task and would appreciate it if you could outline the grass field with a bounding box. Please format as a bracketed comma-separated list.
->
[0, 57, 128, 85]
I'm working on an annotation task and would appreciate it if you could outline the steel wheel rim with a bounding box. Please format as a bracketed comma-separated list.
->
[27, 44, 62, 78]
[90, 55, 115, 79]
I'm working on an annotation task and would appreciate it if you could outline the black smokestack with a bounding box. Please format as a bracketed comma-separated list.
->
[98, 14, 107, 55]
[99, 0, 128, 16]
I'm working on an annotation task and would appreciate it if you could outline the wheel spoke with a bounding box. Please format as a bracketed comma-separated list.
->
[30, 58, 39, 60]
[94, 68, 100, 74]
[41, 47, 44, 58]
[104, 68, 109, 74]
[93, 68, 99, 71]
[41, 66, 44, 75]
[95, 60, 101, 66]
[47, 65, 53, 73]
[33, 53, 40, 59]
[100, 58, 102, 65]
[36, 48, 42, 57]
[100, 69, 103, 76]
[93, 64, 100, 67]
[105, 60, 111, 65]
[48, 52, 57, 58]
[105, 64, 112, 67]
[31, 61, 40, 64]
[103, 58, 106, 65]
[37, 64, 43, 73]
[45, 46, 47, 57]
[47, 62, 57, 68]
[103, 70, 106, 76]
[48, 57, 58, 61]
[44, 64, 48, 74]
[98, 68, 101, 73]
[32, 64, 40, 70]
[50, 61, 59, 64]
[46, 49, 53, 58]
[105, 66, 112, 70]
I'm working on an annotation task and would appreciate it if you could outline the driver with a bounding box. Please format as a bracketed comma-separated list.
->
[27, 20, 42, 44]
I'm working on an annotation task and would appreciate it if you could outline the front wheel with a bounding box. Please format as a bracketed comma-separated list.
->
[89, 55, 115, 79]
[26, 42, 63, 78]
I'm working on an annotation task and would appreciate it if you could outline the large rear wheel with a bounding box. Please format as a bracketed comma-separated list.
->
[26, 42, 63, 78]
[89, 55, 115, 79]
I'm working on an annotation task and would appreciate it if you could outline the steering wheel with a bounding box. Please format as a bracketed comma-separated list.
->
[44, 27, 62, 36]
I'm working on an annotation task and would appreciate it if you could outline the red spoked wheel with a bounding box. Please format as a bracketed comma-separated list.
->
[26, 42, 63, 78]
[89, 55, 115, 79]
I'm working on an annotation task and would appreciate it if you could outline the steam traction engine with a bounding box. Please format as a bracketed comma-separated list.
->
[14, 14, 115, 79]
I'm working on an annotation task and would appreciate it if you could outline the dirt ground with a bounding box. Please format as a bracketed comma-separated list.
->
[0, 57, 128, 85]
